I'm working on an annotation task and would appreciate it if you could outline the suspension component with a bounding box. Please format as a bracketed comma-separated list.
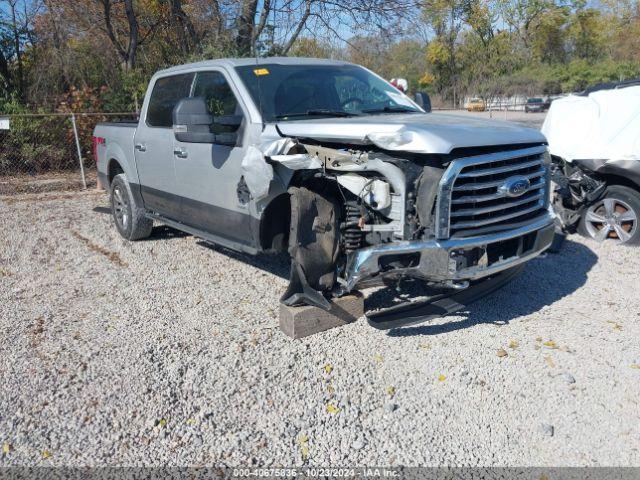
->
[343, 203, 364, 253]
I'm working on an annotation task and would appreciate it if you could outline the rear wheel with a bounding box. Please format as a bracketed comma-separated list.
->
[578, 185, 640, 245]
[110, 173, 153, 241]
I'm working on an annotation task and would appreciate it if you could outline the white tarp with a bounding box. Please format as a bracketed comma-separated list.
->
[541, 86, 640, 163]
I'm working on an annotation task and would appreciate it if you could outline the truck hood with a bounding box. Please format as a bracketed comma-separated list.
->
[276, 112, 547, 154]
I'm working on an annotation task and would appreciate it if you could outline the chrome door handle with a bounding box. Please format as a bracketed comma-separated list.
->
[135, 143, 147, 152]
[173, 148, 188, 159]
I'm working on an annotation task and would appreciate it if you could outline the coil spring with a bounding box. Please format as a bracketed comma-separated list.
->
[343, 204, 363, 253]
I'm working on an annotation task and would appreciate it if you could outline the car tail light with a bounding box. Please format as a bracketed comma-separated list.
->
[92, 136, 105, 163]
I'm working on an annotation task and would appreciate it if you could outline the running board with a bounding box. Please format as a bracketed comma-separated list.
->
[145, 213, 259, 255]
[366, 265, 525, 330]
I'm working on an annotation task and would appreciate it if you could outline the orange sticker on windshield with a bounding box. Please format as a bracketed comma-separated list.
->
[253, 68, 270, 76]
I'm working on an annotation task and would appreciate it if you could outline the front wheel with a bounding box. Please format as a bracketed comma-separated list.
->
[110, 173, 153, 241]
[578, 185, 640, 244]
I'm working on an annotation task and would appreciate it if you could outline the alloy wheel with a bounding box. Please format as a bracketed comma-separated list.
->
[584, 197, 637, 243]
[113, 185, 130, 231]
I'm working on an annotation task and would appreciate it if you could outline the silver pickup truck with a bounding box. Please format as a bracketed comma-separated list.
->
[94, 57, 555, 328]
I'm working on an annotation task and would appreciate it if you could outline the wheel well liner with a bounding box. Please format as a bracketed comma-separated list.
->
[259, 193, 291, 252]
[107, 159, 125, 186]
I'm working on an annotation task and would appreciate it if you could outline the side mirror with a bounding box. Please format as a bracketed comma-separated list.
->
[215, 115, 243, 129]
[212, 115, 242, 146]
[173, 97, 216, 143]
[414, 92, 432, 113]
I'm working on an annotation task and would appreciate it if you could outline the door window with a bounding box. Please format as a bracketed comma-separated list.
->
[146, 73, 195, 128]
[192, 71, 243, 133]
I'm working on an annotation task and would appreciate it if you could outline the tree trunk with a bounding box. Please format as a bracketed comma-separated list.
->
[253, 0, 272, 43]
[282, 0, 312, 54]
[9, 1, 25, 98]
[170, 0, 198, 54]
[236, 0, 259, 55]
[0, 50, 12, 93]
[124, 0, 139, 70]
[98, 0, 139, 71]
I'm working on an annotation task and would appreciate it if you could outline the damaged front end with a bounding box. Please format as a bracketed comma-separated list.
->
[550, 157, 608, 233]
[550, 157, 640, 243]
[244, 132, 555, 326]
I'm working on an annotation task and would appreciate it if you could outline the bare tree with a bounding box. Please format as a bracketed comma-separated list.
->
[238, 0, 416, 56]
[97, 0, 158, 70]
[170, 0, 199, 54]
[282, 0, 312, 54]
[0, 0, 25, 96]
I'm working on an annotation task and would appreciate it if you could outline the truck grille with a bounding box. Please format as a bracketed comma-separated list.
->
[436, 146, 550, 239]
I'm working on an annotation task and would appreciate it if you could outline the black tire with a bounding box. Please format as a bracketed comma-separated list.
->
[578, 184, 640, 245]
[110, 173, 153, 240]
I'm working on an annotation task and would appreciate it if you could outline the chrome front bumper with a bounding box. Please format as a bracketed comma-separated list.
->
[343, 211, 555, 291]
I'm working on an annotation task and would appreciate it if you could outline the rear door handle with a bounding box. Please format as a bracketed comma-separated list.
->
[173, 147, 188, 159]
[135, 143, 147, 152]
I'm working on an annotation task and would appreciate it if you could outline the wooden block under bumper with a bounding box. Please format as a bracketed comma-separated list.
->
[279, 292, 364, 339]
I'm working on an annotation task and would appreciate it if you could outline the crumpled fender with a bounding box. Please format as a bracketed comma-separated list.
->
[240, 137, 322, 201]
[573, 158, 640, 189]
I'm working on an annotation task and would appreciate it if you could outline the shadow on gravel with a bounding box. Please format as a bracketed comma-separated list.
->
[93, 209, 192, 241]
[197, 241, 291, 279]
[92, 206, 111, 215]
[371, 239, 598, 337]
[146, 225, 191, 241]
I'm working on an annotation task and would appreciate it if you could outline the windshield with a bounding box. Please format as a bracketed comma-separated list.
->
[528, 98, 543, 103]
[234, 63, 423, 121]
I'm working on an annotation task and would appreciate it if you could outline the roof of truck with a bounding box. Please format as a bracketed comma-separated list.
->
[157, 57, 353, 75]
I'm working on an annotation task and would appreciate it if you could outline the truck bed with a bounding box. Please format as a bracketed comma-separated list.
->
[94, 121, 139, 187]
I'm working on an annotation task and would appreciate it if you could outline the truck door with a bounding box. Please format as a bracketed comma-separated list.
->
[172, 70, 253, 245]
[134, 73, 195, 219]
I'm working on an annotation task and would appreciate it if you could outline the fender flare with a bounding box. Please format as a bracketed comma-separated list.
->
[104, 142, 140, 185]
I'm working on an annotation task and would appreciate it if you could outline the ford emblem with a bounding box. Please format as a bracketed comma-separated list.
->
[499, 176, 531, 198]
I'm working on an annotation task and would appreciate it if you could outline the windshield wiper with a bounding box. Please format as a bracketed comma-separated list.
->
[362, 106, 421, 114]
[275, 109, 359, 119]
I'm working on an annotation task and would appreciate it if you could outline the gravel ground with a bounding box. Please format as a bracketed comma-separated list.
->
[1, 190, 639, 467]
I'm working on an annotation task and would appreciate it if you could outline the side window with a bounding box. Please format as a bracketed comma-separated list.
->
[146, 73, 195, 128]
[192, 71, 242, 133]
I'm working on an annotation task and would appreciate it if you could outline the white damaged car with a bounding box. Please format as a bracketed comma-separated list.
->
[543, 79, 640, 244]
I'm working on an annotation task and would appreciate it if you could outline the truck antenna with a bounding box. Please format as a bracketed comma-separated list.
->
[254, 39, 266, 132]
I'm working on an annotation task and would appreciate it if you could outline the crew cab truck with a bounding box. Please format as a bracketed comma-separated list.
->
[94, 57, 555, 329]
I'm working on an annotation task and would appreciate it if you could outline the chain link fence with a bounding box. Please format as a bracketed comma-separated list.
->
[0, 112, 137, 195]
[0, 107, 546, 196]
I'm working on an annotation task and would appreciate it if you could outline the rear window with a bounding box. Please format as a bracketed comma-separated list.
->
[146, 73, 195, 128]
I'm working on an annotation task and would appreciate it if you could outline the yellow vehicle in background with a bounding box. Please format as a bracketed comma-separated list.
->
[465, 98, 486, 112]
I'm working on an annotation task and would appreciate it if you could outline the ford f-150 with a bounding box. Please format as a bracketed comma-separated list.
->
[94, 57, 555, 328]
